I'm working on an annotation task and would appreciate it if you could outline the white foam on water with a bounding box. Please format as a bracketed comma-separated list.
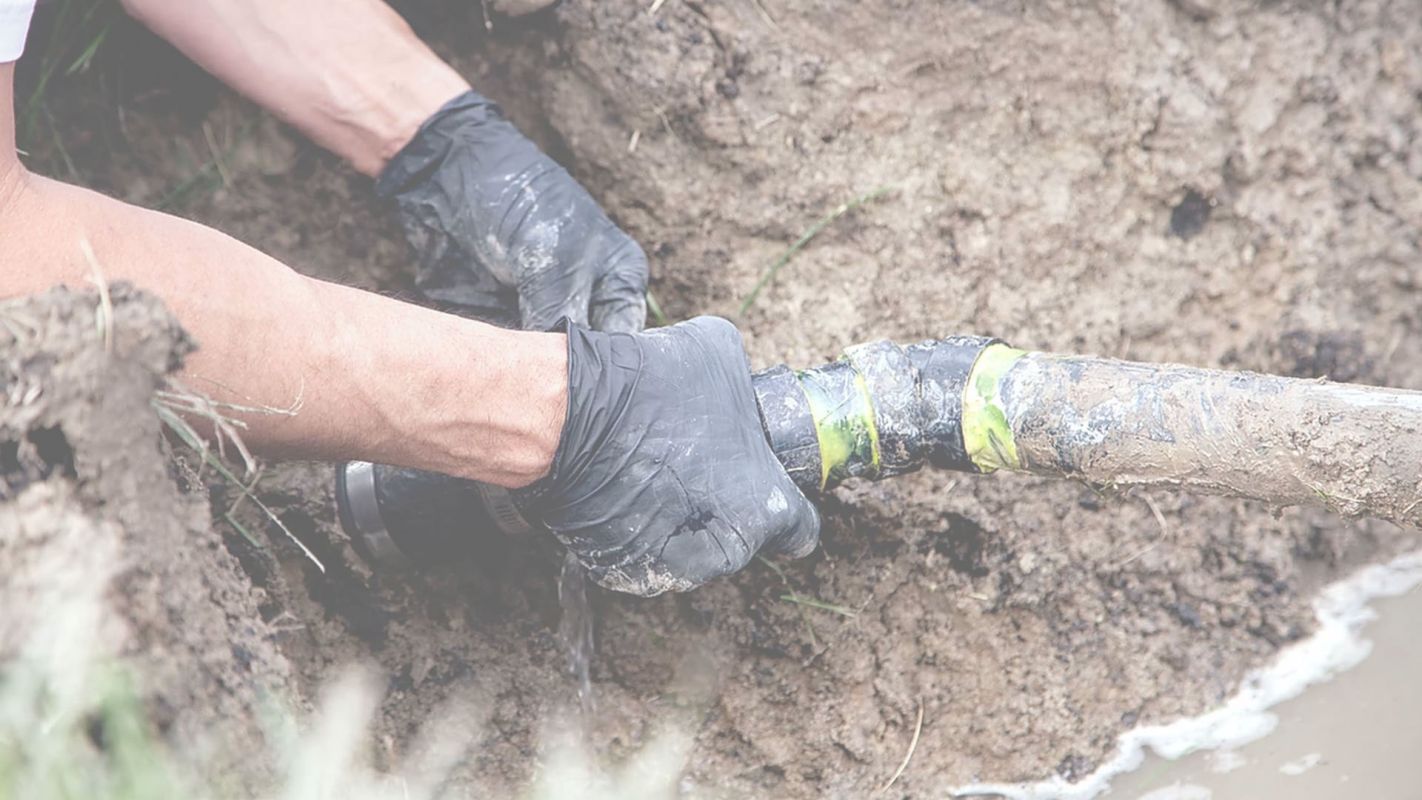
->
[1134, 785, 1213, 800]
[1204, 750, 1246, 775]
[1278, 752, 1323, 776]
[950, 549, 1422, 800]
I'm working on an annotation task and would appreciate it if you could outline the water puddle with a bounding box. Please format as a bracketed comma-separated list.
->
[954, 549, 1422, 799]
[1110, 561, 1422, 799]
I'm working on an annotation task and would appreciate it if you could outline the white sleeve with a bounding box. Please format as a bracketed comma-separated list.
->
[0, 0, 36, 63]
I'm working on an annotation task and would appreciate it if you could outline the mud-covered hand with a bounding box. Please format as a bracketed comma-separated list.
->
[377, 90, 648, 333]
[519, 317, 821, 596]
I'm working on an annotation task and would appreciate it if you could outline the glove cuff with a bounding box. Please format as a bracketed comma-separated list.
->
[374, 89, 508, 201]
[510, 317, 579, 509]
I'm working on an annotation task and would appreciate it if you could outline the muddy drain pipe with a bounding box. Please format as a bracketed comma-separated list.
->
[337, 336, 1422, 568]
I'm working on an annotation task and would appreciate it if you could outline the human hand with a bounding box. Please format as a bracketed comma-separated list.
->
[377, 91, 647, 333]
[518, 317, 821, 596]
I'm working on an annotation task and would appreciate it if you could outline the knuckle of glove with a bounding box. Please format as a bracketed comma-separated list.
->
[767, 490, 821, 559]
[678, 315, 747, 356]
[589, 239, 649, 333]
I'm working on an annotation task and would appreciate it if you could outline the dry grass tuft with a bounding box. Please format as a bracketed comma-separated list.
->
[152, 383, 323, 573]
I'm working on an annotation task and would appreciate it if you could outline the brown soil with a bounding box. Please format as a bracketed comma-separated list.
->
[0, 287, 296, 792]
[8, 0, 1422, 796]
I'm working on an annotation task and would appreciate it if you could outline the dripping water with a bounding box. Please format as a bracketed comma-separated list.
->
[557, 550, 595, 717]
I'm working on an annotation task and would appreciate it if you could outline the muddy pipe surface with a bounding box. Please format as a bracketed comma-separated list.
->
[974, 347, 1422, 529]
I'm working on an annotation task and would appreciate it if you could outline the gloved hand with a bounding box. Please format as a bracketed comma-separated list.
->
[377, 90, 648, 333]
[519, 317, 821, 596]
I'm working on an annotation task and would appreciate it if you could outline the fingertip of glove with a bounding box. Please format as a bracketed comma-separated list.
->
[590, 298, 647, 334]
[767, 497, 821, 560]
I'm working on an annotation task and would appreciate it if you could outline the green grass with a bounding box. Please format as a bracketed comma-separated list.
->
[738, 185, 897, 315]
[0, 662, 190, 799]
[756, 555, 859, 648]
[777, 594, 857, 618]
[155, 165, 225, 212]
[645, 290, 671, 327]
[19, 0, 116, 146]
[153, 118, 258, 212]
[17, 1, 248, 213]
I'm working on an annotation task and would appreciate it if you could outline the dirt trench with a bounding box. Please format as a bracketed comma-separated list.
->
[9, 0, 1422, 796]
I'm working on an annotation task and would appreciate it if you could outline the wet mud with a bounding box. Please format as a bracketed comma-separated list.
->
[7, 0, 1422, 796]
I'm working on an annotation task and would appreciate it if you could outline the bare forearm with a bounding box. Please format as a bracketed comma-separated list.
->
[121, 0, 469, 176]
[1, 174, 564, 486]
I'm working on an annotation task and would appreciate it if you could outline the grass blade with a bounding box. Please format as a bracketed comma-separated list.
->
[646, 290, 671, 327]
[65, 24, 110, 76]
[154, 401, 325, 573]
[739, 185, 896, 315]
[778, 594, 858, 618]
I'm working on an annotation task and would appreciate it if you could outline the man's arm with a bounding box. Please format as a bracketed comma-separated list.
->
[1, 64, 565, 488]
[121, 0, 650, 334]
[0, 153, 822, 594]
[2, 34, 820, 590]
[118, 0, 467, 177]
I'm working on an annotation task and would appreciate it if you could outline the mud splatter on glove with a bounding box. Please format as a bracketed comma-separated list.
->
[377, 90, 648, 333]
[519, 317, 821, 596]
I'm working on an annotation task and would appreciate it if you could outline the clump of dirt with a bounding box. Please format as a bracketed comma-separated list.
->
[12, 0, 1422, 796]
[0, 286, 296, 790]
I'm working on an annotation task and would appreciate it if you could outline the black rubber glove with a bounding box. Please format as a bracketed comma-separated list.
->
[519, 317, 821, 596]
[377, 90, 648, 333]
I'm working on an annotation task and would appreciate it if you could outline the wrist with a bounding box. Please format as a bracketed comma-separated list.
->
[318, 282, 564, 486]
[480, 328, 567, 488]
[404, 324, 566, 488]
[356, 65, 470, 177]
[337, 64, 470, 178]
[400, 324, 567, 488]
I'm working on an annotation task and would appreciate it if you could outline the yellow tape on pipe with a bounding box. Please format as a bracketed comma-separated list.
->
[961, 344, 1025, 472]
